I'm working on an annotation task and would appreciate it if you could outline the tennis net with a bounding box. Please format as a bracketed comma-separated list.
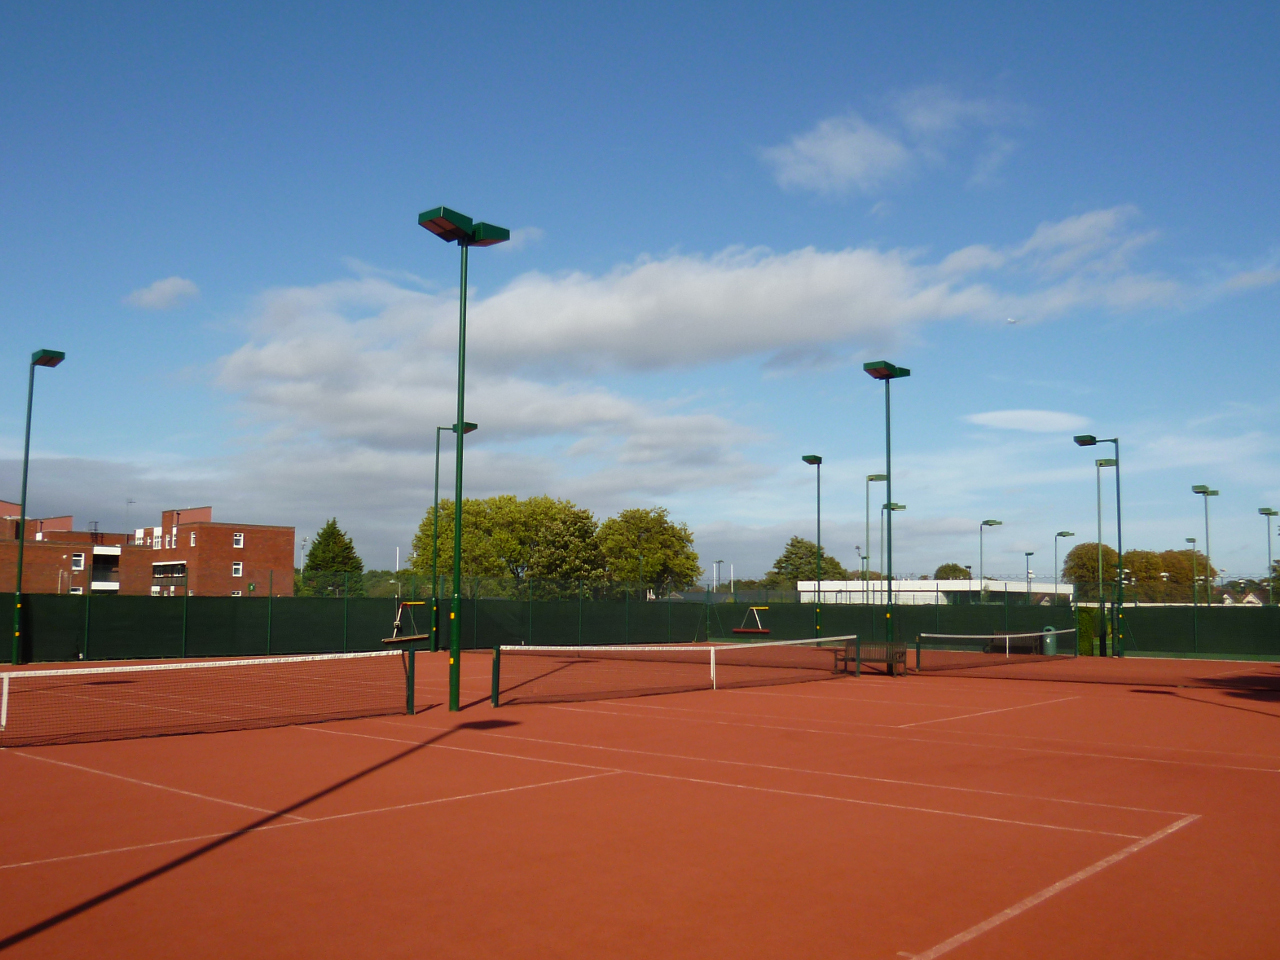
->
[913, 629, 1077, 677]
[492, 637, 855, 705]
[0, 650, 410, 747]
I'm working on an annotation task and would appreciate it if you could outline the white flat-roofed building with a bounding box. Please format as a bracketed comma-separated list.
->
[796, 579, 1075, 605]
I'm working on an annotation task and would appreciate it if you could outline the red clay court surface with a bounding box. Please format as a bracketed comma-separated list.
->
[2, 652, 1279, 958]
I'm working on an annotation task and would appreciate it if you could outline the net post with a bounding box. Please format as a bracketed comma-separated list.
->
[915, 635, 921, 672]
[855, 636, 861, 677]
[710, 646, 716, 689]
[491, 645, 501, 706]
[405, 645, 416, 715]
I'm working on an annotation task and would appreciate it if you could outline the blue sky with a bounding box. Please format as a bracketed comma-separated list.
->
[2, 2, 1277, 582]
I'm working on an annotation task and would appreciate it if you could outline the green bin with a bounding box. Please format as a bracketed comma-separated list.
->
[1043, 627, 1057, 656]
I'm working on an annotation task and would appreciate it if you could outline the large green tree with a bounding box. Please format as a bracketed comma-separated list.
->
[411, 495, 605, 583]
[1062, 542, 1119, 585]
[300, 518, 364, 596]
[596, 507, 702, 587]
[934, 562, 970, 581]
[762, 537, 854, 589]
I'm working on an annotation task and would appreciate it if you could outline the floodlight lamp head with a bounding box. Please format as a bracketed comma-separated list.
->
[981, 519, 1001, 527]
[452, 422, 478, 434]
[1192, 484, 1210, 494]
[469, 222, 510, 247]
[1261, 507, 1279, 517]
[1186, 537, 1196, 544]
[31, 349, 65, 368]
[419, 206, 474, 243]
[1097, 458, 1116, 467]
[867, 474, 887, 482]
[886, 502, 905, 511]
[863, 360, 910, 380]
[1073, 434, 1097, 446]
[1025, 551, 1034, 557]
[802, 455, 822, 466]
[1057, 531, 1075, 538]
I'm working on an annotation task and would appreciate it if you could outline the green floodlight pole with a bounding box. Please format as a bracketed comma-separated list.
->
[865, 473, 887, 602]
[12, 349, 65, 665]
[1075, 435, 1124, 655]
[1192, 486, 1218, 607]
[979, 520, 1001, 601]
[431, 422, 477, 652]
[420, 207, 509, 711]
[1054, 532, 1074, 608]
[1186, 536, 1198, 652]
[1258, 508, 1276, 605]
[1024, 551, 1034, 602]
[802, 455, 823, 635]
[863, 361, 909, 651]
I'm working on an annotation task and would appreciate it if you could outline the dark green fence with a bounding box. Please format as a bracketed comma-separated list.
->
[1123, 605, 1280, 658]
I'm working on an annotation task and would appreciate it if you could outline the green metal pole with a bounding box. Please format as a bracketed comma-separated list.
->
[577, 579, 583, 646]
[1096, 461, 1104, 656]
[1190, 545, 1198, 654]
[431, 425, 443, 653]
[406, 643, 416, 714]
[884, 379, 894, 651]
[490, 646, 500, 707]
[449, 244, 469, 711]
[182, 572, 189, 658]
[1112, 440, 1124, 656]
[11, 361, 36, 665]
[82, 592, 90, 660]
[1203, 494, 1212, 608]
[343, 571, 349, 653]
[266, 570, 272, 655]
[815, 461, 822, 637]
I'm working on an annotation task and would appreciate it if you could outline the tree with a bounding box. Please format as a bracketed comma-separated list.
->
[410, 495, 605, 583]
[761, 537, 853, 589]
[300, 518, 364, 596]
[596, 507, 702, 588]
[1062, 542, 1119, 586]
[934, 562, 970, 581]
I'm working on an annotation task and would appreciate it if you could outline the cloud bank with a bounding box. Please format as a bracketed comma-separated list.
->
[124, 276, 200, 309]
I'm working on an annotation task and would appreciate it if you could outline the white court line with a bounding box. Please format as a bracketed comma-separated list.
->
[7, 751, 309, 820]
[547, 703, 1280, 773]
[334, 721, 1150, 837]
[371, 718, 1190, 816]
[0, 771, 616, 872]
[896, 696, 1080, 728]
[909, 814, 1200, 959]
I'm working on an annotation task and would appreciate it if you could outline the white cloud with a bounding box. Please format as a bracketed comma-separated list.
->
[965, 410, 1091, 433]
[124, 276, 200, 310]
[501, 227, 546, 251]
[763, 87, 1023, 195]
[761, 115, 913, 194]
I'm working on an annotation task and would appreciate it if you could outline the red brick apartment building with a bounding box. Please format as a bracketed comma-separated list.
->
[0, 502, 294, 597]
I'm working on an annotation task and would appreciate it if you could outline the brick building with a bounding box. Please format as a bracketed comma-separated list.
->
[0, 501, 294, 597]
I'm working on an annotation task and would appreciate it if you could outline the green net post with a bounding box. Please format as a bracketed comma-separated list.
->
[491, 646, 501, 706]
[406, 645, 416, 714]
[916, 635, 921, 671]
[855, 636, 861, 677]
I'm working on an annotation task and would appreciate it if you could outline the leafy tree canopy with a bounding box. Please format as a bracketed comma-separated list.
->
[1063, 543, 1216, 584]
[596, 507, 702, 588]
[762, 537, 854, 589]
[411, 495, 606, 582]
[934, 562, 971, 581]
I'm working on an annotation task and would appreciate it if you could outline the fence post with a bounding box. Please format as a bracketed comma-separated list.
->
[343, 572, 349, 653]
[82, 592, 91, 660]
[667, 580, 672, 643]
[1003, 582, 1009, 631]
[577, 580, 583, 646]
[182, 573, 189, 659]
[267, 570, 273, 655]
[624, 582, 630, 644]
[528, 577, 533, 646]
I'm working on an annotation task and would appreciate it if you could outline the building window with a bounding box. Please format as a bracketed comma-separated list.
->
[151, 586, 161, 597]
[232, 562, 243, 577]
[69, 586, 83, 595]
[190, 532, 197, 547]
[71, 553, 85, 571]
[231, 590, 242, 597]
[233, 532, 244, 548]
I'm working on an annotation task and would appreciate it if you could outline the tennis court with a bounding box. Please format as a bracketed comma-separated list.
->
[2, 648, 1278, 958]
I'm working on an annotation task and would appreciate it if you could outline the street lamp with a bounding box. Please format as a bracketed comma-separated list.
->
[865, 473, 887, 602]
[12, 348, 65, 665]
[802, 455, 823, 634]
[1075, 435, 1124, 656]
[420, 205, 508, 711]
[1054, 532, 1074, 608]
[431, 421, 477, 653]
[1092, 457, 1116, 653]
[881, 502, 905, 608]
[863, 361, 909, 648]
[1259, 508, 1277, 605]
[1192, 485, 1218, 606]
[1024, 551, 1034, 602]
[979, 520, 1001, 599]
[714, 560, 724, 592]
